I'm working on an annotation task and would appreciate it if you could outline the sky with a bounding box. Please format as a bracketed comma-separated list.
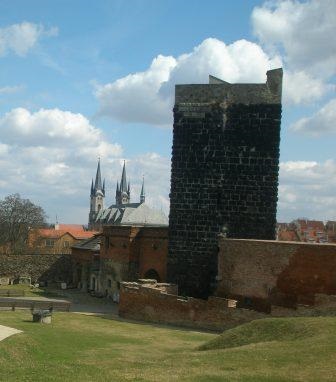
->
[0, 0, 335, 224]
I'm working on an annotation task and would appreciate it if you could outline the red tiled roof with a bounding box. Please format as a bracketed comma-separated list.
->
[296, 219, 325, 231]
[70, 231, 97, 239]
[278, 230, 299, 242]
[56, 224, 84, 231]
[32, 229, 97, 240]
[36, 229, 66, 238]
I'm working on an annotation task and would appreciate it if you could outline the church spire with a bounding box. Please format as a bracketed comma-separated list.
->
[116, 160, 130, 205]
[94, 158, 103, 192]
[90, 179, 94, 197]
[89, 158, 105, 229]
[120, 160, 127, 192]
[140, 176, 145, 203]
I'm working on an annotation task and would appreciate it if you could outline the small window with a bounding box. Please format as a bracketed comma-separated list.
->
[45, 239, 55, 247]
[63, 241, 70, 248]
[108, 279, 112, 288]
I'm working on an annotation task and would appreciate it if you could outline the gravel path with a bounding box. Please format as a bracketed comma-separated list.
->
[0, 324, 22, 342]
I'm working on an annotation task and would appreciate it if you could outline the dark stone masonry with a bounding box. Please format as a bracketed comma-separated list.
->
[167, 69, 283, 299]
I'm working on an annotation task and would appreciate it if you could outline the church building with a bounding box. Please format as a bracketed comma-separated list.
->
[88, 160, 168, 230]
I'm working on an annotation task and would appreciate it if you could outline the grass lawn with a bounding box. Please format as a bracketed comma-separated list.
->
[0, 312, 336, 382]
[0, 283, 67, 299]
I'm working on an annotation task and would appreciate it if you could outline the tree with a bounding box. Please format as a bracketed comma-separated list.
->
[0, 194, 47, 254]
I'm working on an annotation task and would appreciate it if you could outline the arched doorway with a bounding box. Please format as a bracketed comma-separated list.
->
[144, 269, 161, 282]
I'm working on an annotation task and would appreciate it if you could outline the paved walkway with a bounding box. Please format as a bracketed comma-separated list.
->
[62, 289, 118, 315]
[0, 324, 22, 342]
[0, 289, 119, 316]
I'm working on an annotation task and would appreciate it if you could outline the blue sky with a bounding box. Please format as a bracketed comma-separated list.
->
[0, 0, 335, 224]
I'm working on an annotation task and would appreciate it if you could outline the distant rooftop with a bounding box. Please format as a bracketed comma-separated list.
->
[95, 202, 168, 226]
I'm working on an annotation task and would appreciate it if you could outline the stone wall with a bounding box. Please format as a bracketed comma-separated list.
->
[168, 69, 283, 298]
[0, 254, 73, 284]
[217, 237, 336, 312]
[119, 280, 265, 332]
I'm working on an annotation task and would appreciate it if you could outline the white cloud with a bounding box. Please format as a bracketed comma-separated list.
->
[290, 98, 336, 136]
[95, 54, 176, 125]
[96, 2, 336, 125]
[252, 0, 336, 131]
[0, 22, 58, 57]
[0, 85, 24, 95]
[0, 107, 122, 216]
[283, 70, 332, 105]
[278, 159, 336, 221]
[95, 38, 281, 126]
[0, 107, 171, 223]
[0, 108, 122, 156]
[251, 0, 336, 77]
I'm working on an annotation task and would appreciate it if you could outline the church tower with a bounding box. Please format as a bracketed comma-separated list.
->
[89, 159, 105, 228]
[116, 161, 130, 205]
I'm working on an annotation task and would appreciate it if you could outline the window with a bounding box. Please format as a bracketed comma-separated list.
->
[45, 239, 55, 247]
[63, 241, 70, 248]
[108, 279, 112, 288]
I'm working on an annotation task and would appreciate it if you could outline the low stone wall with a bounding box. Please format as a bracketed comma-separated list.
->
[119, 280, 265, 331]
[0, 254, 73, 284]
[217, 237, 336, 312]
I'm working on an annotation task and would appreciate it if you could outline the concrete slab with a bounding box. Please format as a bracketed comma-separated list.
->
[0, 324, 22, 341]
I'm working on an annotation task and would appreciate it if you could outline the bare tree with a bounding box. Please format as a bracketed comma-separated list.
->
[0, 194, 47, 254]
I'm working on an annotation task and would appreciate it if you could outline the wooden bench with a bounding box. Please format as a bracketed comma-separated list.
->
[0, 298, 71, 312]
[0, 290, 25, 297]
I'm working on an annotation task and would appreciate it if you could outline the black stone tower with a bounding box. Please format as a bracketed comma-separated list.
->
[167, 69, 283, 298]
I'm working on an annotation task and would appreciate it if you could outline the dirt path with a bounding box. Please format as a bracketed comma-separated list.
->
[45, 289, 119, 316]
[0, 324, 22, 342]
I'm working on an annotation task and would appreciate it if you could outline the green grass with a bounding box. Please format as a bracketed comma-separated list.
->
[0, 312, 336, 381]
[0, 283, 67, 298]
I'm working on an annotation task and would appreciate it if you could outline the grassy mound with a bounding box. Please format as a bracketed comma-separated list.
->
[1, 312, 336, 381]
[199, 317, 328, 351]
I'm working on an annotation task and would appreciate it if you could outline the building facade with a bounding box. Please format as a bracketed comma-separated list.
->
[72, 226, 168, 300]
[28, 226, 96, 255]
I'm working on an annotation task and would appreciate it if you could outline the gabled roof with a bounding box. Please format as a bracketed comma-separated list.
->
[33, 228, 97, 240]
[72, 235, 101, 251]
[95, 202, 168, 226]
[56, 224, 84, 231]
[70, 231, 97, 239]
[36, 229, 65, 239]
